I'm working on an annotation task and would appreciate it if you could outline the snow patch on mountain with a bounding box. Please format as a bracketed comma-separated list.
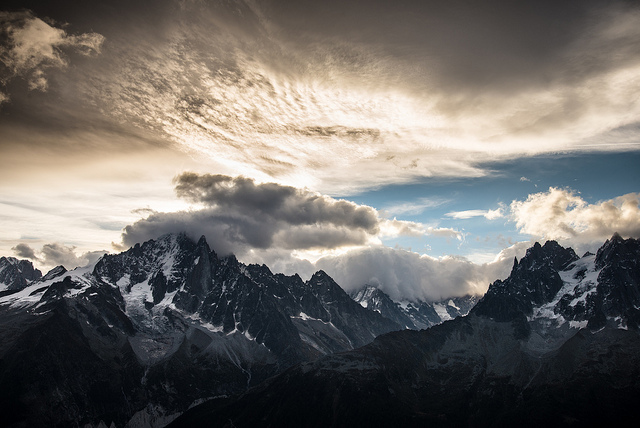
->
[529, 254, 601, 328]
[0, 264, 94, 309]
[352, 285, 477, 330]
[433, 303, 452, 321]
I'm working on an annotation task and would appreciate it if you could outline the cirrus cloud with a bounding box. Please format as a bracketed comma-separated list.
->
[71, 0, 640, 195]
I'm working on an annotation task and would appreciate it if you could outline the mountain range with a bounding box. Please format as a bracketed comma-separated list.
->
[1, 233, 638, 427]
[0, 233, 473, 427]
[170, 233, 640, 427]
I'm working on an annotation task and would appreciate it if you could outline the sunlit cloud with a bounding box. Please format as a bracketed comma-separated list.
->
[0, 10, 104, 93]
[510, 187, 640, 246]
[2, 2, 640, 302]
[446, 209, 504, 220]
[79, 1, 640, 194]
[122, 173, 435, 256]
[2, 3, 638, 196]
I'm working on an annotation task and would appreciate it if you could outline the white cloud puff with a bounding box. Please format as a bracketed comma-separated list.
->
[446, 209, 504, 220]
[510, 187, 640, 246]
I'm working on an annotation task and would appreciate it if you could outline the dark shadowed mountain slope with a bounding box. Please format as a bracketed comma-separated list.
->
[0, 233, 400, 428]
[0, 256, 42, 292]
[170, 235, 640, 428]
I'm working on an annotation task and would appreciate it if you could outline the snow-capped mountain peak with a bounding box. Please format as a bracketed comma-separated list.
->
[0, 256, 42, 292]
[474, 234, 640, 332]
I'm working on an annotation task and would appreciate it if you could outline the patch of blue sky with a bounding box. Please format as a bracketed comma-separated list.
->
[342, 151, 640, 261]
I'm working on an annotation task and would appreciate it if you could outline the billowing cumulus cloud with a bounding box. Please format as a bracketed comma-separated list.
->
[0, 10, 104, 95]
[510, 188, 640, 247]
[118, 172, 534, 302]
[312, 187, 640, 301]
[2, 1, 639, 304]
[174, 173, 380, 233]
[122, 173, 442, 257]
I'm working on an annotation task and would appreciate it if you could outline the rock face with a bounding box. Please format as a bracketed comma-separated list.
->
[473, 240, 579, 322]
[171, 235, 640, 428]
[0, 233, 400, 428]
[351, 285, 479, 330]
[0, 256, 42, 292]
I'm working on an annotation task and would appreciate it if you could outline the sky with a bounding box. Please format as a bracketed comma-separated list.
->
[1, 0, 639, 302]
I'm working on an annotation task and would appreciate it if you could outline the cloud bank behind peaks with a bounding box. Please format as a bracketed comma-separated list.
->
[315, 244, 523, 302]
[12, 242, 106, 270]
[122, 173, 439, 257]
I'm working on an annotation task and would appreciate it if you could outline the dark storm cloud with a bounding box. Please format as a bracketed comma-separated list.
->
[10, 242, 106, 269]
[174, 173, 379, 232]
[12, 243, 39, 261]
[122, 173, 383, 255]
[121, 208, 373, 257]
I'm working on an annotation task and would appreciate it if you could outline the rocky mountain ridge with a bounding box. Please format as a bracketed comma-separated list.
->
[171, 234, 640, 427]
[0, 256, 42, 292]
[0, 233, 401, 427]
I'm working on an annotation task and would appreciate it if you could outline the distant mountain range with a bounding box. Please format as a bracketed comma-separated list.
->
[351, 285, 478, 330]
[0, 233, 476, 428]
[170, 233, 640, 427]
